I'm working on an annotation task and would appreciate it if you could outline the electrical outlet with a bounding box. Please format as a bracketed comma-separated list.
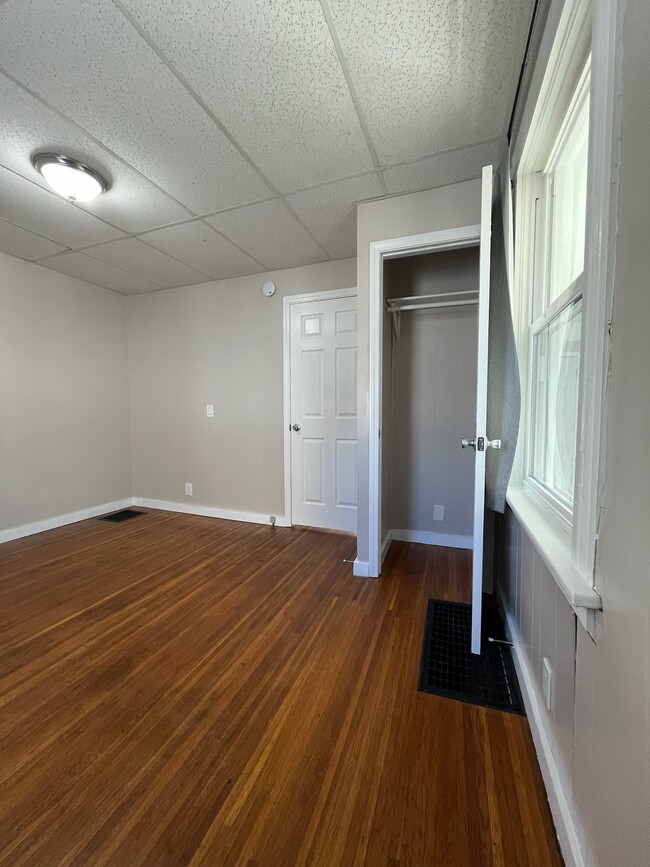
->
[542, 657, 554, 711]
[433, 504, 445, 522]
[206, 404, 214, 418]
[185, 482, 193, 496]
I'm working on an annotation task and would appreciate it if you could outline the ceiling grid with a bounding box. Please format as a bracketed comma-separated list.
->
[0, 0, 533, 292]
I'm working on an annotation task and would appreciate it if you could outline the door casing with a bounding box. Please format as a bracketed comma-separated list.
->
[366, 225, 481, 578]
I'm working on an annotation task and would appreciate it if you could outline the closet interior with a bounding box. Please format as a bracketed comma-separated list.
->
[381, 246, 481, 561]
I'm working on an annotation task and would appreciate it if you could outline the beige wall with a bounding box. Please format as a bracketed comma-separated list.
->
[0, 252, 132, 534]
[499, 1, 650, 865]
[127, 258, 356, 518]
[383, 250, 479, 540]
[356, 178, 483, 565]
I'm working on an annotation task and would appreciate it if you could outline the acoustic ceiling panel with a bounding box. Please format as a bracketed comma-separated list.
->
[327, 0, 532, 165]
[0, 0, 272, 214]
[141, 220, 265, 281]
[84, 237, 210, 288]
[206, 200, 327, 271]
[0, 218, 67, 261]
[0, 165, 124, 248]
[286, 172, 384, 259]
[120, 0, 375, 192]
[0, 73, 192, 234]
[384, 140, 502, 196]
[38, 251, 163, 294]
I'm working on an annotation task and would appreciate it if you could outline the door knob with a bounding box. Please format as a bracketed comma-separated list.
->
[292, 424, 301, 432]
[461, 436, 501, 451]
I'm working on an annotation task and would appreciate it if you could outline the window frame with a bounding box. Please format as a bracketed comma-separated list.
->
[523, 58, 591, 526]
[509, 0, 622, 618]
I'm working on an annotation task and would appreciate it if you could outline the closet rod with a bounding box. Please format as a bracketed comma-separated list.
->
[387, 298, 479, 312]
[386, 290, 479, 312]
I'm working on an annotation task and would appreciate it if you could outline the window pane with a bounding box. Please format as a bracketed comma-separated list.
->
[546, 84, 590, 303]
[531, 297, 582, 508]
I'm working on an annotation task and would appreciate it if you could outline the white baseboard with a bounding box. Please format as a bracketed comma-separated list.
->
[0, 498, 134, 544]
[133, 498, 290, 527]
[390, 529, 473, 550]
[502, 605, 584, 867]
[353, 558, 370, 577]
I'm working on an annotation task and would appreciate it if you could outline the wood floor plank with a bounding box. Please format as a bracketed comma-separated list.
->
[0, 511, 562, 866]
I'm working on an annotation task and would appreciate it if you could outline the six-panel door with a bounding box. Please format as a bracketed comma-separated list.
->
[289, 296, 357, 532]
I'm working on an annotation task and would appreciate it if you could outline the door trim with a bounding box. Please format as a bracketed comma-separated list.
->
[367, 225, 481, 577]
[283, 288, 357, 527]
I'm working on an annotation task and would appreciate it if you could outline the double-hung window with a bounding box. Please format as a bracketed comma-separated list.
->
[527, 60, 591, 522]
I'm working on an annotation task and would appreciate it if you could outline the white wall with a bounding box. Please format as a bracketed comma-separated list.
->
[499, 1, 650, 865]
[127, 258, 356, 520]
[356, 178, 483, 566]
[383, 250, 478, 543]
[0, 252, 132, 535]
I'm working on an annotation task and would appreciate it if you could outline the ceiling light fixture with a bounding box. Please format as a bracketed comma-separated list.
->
[32, 153, 109, 203]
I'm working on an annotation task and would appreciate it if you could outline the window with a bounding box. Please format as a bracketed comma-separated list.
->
[527, 62, 591, 520]
[510, 0, 621, 615]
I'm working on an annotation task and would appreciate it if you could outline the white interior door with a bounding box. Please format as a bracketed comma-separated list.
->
[289, 295, 358, 532]
[463, 165, 494, 654]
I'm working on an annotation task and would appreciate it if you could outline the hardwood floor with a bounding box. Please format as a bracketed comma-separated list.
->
[0, 511, 562, 867]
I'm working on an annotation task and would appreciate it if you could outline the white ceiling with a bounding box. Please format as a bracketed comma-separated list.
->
[0, 0, 533, 294]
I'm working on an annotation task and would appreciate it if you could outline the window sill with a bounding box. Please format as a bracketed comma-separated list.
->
[506, 485, 602, 619]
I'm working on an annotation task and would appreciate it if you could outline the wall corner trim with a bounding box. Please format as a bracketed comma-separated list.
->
[502, 605, 585, 867]
[0, 498, 134, 544]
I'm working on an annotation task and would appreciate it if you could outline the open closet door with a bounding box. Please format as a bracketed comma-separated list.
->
[463, 165, 495, 654]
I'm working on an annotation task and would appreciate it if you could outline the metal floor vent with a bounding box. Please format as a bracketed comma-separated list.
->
[418, 599, 525, 715]
[100, 509, 146, 523]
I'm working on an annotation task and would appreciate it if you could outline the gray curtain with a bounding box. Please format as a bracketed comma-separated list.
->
[485, 159, 521, 513]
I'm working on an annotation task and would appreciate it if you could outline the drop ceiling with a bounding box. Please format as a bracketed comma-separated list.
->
[0, 0, 533, 294]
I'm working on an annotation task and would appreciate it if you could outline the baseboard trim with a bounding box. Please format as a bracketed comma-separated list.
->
[353, 558, 371, 577]
[0, 498, 134, 544]
[502, 605, 584, 867]
[133, 498, 290, 527]
[390, 529, 473, 550]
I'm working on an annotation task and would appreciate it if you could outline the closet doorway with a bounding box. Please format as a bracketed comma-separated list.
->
[368, 166, 494, 652]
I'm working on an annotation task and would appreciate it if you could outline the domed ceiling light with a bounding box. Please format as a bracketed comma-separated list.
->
[32, 153, 109, 203]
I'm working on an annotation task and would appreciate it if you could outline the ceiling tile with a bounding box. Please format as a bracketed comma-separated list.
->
[327, 0, 532, 164]
[205, 201, 327, 271]
[0, 0, 272, 214]
[120, 0, 374, 192]
[141, 220, 264, 281]
[0, 165, 124, 248]
[383, 140, 501, 195]
[84, 237, 210, 288]
[0, 73, 191, 234]
[286, 173, 384, 259]
[38, 251, 162, 294]
[0, 218, 67, 261]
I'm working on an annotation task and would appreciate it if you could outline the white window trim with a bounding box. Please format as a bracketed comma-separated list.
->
[509, 0, 623, 632]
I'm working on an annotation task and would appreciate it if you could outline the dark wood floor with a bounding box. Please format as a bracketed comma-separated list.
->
[0, 510, 562, 866]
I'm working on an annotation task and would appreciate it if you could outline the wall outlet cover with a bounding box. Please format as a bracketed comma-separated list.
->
[433, 504, 445, 522]
[185, 482, 193, 496]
